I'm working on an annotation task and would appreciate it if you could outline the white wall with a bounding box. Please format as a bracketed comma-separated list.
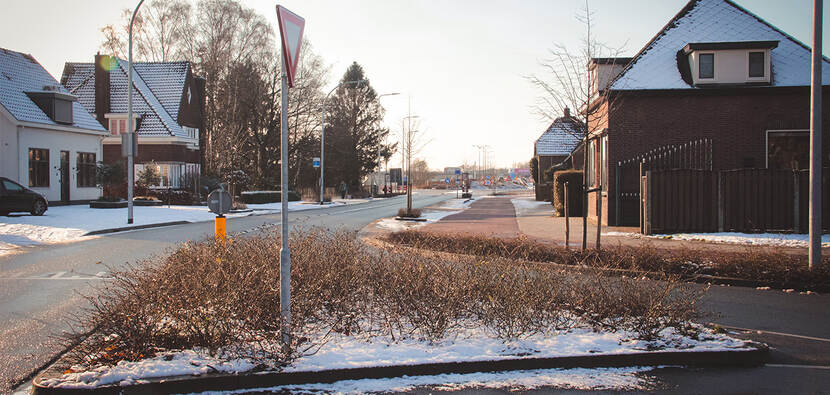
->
[17, 126, 103, 202]
[0, 112, 18, 179]
[689, 49, 771, 85]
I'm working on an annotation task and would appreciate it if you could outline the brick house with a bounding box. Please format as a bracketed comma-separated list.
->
[533, 107, 583, 183]
[0, 47, 108, 204]
[61, 55, 206, 189]
[585, 0, 830, 226]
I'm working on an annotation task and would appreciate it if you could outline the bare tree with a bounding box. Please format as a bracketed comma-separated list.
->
[100, 0, 191, 61]
[528, 1, 625, 251]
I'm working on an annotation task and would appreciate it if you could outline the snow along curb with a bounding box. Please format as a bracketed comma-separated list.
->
[32, 345, 768, 394]
[83, 221, 190, 236]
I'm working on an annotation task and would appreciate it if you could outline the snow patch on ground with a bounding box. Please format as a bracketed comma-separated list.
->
[194, 367, 654, 394]
[0, 201, 345, 257]
[435, 198, 475, 210]
[374, 210, 462, 232]
[43, 325, 748, 390]
[603, 231, 830, 248]
[511, 197, 552, 217]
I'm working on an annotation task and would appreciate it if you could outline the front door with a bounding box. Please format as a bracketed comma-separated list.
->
[60, 151, 70, 203]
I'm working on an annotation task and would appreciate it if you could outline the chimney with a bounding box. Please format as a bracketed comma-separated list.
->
[94, 53, 111, 128]
[563, 107, 570, 118]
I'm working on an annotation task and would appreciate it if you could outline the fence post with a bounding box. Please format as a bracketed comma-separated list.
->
[718, 171, 724, 232]
[644, 169, 652, 235]
[615, 162, 620, 226]
[794, 171, 800, 232]
[639, 161, 645, 234]
[565, 181, 570, 250]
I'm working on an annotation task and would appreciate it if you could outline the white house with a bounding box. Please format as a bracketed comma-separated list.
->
[0, 47, 108, 203]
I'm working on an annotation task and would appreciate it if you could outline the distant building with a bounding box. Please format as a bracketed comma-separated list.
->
[62, 54, 205, 189]
[0, 47, 107, 204]
[533, 107, 582, 181]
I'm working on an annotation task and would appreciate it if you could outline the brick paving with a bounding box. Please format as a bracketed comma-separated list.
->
[423, 197, 522, 238]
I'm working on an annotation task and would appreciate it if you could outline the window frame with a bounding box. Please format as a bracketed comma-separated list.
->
[748, 51, 765, 78]
[765, 129, 809, 170]
[76, 152, 97, 188]
[28, 148, 50, 188]
[698, 53, 715, 79]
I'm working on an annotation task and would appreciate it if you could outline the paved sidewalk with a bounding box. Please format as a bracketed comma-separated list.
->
[422, 197, 521, 239]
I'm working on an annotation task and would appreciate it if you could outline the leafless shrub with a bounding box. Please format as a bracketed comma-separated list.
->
[397, 208, 422, 218]
[63, 228, 703, 370]
[385, 230, 830, 291]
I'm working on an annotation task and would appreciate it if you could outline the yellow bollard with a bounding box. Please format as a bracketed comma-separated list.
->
[215, 215, 226, 243]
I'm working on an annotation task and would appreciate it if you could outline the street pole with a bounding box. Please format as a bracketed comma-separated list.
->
[374, 93, 399, 197]
[279, 49, 292, 347]
[127, 0, 144, 225]
[810, 0, 823, 270]
[320, 79, 365, 204]
[403, 111, 418, 212]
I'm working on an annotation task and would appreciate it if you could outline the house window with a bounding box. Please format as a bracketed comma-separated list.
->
[601, 136, 608, 192]
[587, 140, 596, 187]
[77, 152, 96, 187]
[108, 118, 133, 135]
[767, 131, 808, 170]
[699, 53, 714, 79]
[28, 148, 49, 187]
[749, 52, 765, 78]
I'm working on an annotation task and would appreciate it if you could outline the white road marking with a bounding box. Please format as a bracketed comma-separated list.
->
[49, 271, 65, 279]
[766, 364, 830, 370]
[716, 324, 830, 343]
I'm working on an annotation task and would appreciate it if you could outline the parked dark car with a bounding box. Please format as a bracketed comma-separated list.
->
[0, 177, 48, 216]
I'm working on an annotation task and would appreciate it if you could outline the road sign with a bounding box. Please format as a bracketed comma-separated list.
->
[445, 178, 450, 184]
[455, 169, 461, 175]
[312, 157, 320, 168]
[403, 176, 408, 183]
[486, 175, 491, 180]
[276, 5, 305, 88]
[207, 189, 232, 215]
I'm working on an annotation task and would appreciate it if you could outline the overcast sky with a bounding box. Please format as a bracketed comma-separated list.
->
[1, 0, 826, 169]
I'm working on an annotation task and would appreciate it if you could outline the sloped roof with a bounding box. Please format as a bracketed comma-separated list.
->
[0, 48, 105, 131]
[62, 59, 190, 138]
[535, 115, 582, 156]
[610, 0, 830, 90]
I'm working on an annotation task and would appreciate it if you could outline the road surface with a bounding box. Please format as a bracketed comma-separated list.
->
[0, 191, 452, 392]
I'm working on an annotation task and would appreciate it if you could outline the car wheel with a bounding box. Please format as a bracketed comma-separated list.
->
[31, 199, 47, 216]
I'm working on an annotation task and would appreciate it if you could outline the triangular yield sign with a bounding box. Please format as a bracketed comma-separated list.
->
[276, 5, 305, 88]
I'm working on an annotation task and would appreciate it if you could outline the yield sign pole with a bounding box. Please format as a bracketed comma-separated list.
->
[810, 0, 823, 271]
[276, 4, 305, 347]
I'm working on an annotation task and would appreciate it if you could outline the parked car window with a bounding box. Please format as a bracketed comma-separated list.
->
[28, 148, 49, 187]
[77, 152, 96, 187]
[2, 180, 24, 192]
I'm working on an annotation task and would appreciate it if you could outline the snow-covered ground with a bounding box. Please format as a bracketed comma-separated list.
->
[374, 210, 463, 232]
[42, 324, 749, 391]
[603, 231, 830, 248]
[0, 200, 365, 257]
[511, 197, 552, 217]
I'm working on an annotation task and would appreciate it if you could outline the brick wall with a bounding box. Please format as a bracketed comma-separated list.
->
[103, 143, 200, 165]
[595, 87, 830, 226]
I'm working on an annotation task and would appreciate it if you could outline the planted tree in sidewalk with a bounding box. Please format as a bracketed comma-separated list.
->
[528, 1, 625, 251]
[96, 161, 126, 201]
[136, 162, 161, 197]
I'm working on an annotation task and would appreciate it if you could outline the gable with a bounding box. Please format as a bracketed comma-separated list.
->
[610, 0, 830, 91]
[535, 120, 581, 156]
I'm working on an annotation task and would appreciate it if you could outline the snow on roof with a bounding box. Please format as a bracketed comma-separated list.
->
[62, 59, 190, 138]
[535, 116, 582, 156]
[0, 48, 105, 131]
[610, 0, 830, 90]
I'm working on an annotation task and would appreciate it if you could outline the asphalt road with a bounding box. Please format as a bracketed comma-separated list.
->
[0, 191, 452, 393]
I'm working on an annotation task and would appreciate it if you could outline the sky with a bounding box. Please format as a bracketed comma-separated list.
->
[0, 0, 827, 170]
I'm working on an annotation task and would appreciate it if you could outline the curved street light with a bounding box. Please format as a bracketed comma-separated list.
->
[319, 79, 367, 204]
[126, 0, 145, 224]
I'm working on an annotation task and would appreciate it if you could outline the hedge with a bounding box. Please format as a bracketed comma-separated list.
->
[552, 170, 583, 217]
[240, 190, 302, 204]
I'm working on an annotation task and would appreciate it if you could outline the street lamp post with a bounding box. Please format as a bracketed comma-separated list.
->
[402, 113, 418, 212]
[126, 0, 145, 225]
[320, 79, 366, 204]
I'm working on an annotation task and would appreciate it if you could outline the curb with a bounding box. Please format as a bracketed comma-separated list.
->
[83, 221, 190, 236]
[32, 345, 767, 394]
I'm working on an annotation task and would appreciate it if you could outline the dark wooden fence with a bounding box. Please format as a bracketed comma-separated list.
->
[616, 139, 712, 226]
[642, 168, 829, 234]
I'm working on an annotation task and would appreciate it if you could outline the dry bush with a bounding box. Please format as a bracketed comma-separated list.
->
[397, 208, 422, 218]
[385, 230, 830, 291]
[63, 228, 703, 370]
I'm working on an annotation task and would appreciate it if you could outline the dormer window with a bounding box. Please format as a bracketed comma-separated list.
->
[699, 53, 714, 79]
[682, 41, 777, 86]
[749, 52, 765, 78]
[104, 113, 141, 136]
